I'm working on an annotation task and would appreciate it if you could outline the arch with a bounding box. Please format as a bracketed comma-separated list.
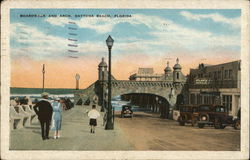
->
[119, 93, 170, 118]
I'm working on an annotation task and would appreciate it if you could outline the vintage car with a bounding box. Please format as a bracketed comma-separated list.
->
[178, 105, 199, 126]
[197, 104, 214, 128]
[197, 104, 236, 129]
[120, 105, 133, 118]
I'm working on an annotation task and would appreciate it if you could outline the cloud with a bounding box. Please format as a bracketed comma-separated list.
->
[12, 12, 240, 63]
[10, 22, 108, 60]
[180, 11, 240, 28]
[11, 22, 68, 60]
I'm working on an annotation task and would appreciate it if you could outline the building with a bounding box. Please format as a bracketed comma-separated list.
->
[129, 58, 186, 83]
[187, 60, 241, 116]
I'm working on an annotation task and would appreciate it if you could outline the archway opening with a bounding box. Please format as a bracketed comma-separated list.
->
[112, 93, 170, 119]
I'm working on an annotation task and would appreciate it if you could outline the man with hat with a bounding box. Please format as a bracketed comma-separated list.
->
[34, 92, 53, 140]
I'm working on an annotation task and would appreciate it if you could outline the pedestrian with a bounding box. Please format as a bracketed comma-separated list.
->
[88, 105, 100, 133]
[51, 96, 62, 139]
[34, 92, 53, 140]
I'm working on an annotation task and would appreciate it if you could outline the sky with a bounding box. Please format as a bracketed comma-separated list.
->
[10, 9, 241, 89]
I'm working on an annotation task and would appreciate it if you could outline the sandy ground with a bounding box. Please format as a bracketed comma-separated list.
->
[115, 111, 240, 151]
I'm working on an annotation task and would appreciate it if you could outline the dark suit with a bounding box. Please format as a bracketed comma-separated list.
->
[34, 99, 53, 140]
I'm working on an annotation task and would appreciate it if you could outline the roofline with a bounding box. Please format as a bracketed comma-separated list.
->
[190, 60, 240, 70]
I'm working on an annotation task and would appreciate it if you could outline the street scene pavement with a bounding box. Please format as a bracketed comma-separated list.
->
[10, 105, 240, 151]
[10, 105, 134, 150]
[115, 111, 240, 151]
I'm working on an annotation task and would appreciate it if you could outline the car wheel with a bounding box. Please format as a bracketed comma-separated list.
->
[179, 116, 185, 126]
[214, 118, 222, 129]
[234, 120, 241, 130]
[198, 123, 204, 128]
[220, 126, 226, 129]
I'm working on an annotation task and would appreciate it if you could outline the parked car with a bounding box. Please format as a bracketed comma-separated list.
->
[121, 105, 133, 118]
[197, 104, 214, 128]
[197, 104, 236, 129]
[212, 105, 236, 129]
[178, 105, 199, 126]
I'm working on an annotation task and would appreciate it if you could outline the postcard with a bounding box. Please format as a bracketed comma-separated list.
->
[1, 0, 249, 159]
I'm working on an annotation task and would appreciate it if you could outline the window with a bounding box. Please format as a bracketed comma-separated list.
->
[222, 95, 232, 111]
[199, 105, 211, 111]
[229, 70, 232, 79]
[197, 94, 202, 104]
[224, 70, 228, 79]
[218, 71, 221, 79]
[190, 94, 195, 105]
[209, 72, 212, 78]
[214, 72, 217, 79]
[177, 72, 179, 79]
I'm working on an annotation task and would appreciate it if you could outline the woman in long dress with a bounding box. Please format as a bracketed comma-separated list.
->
[51, 96, 62, 139]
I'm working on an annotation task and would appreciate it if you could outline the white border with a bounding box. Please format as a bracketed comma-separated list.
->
[1, 0, 249, 159]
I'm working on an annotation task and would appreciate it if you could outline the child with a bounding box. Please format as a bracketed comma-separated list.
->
[87, 105, 100, 133]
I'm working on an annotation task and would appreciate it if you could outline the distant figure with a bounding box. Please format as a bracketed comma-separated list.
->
[64, 98, 73, 110]
[61, 99, 66, 111]
[14, 97, 20, 105]
[19, 96, 29, 105]
[34, 92, 53, 140]
[10, 99, 17, 107]
[51, 96, 62, 139]
[88, 105, 100, 133]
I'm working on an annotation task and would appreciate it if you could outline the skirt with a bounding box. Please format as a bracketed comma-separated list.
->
[89, 119, 97, 126]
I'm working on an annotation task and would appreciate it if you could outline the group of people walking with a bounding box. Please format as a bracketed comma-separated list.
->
[33, 92, 100, 140]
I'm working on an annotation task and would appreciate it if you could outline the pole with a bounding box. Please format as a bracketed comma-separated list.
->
[76, 79, 79, 90]
[105, 47, 114, 129]
[42, 64, 45, 92]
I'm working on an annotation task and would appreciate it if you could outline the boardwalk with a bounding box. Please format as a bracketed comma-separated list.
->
[10, 105, 134, 150]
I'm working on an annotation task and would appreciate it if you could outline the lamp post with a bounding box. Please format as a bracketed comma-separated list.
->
[75, 73, 80, 90]
[105, 35, 114, 130]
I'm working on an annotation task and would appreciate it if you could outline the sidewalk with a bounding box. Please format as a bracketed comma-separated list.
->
[10, 105, 135, 150]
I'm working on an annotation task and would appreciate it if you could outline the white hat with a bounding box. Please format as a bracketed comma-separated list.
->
[53, 96, 59, 101]
[41, 92, 49, 97]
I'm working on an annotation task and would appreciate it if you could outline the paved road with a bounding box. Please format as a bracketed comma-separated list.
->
[115, 111, 240, 151]
[10, 105, 134, 150]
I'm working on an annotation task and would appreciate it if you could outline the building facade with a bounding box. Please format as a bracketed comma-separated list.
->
[187, 60, 241, 116]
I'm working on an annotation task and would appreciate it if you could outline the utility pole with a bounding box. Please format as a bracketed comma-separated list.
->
[42, 64, 45, 92]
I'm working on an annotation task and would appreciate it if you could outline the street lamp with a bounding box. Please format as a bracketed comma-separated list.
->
[105, 35, 114, 130]
[75, 73, 80, 90]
